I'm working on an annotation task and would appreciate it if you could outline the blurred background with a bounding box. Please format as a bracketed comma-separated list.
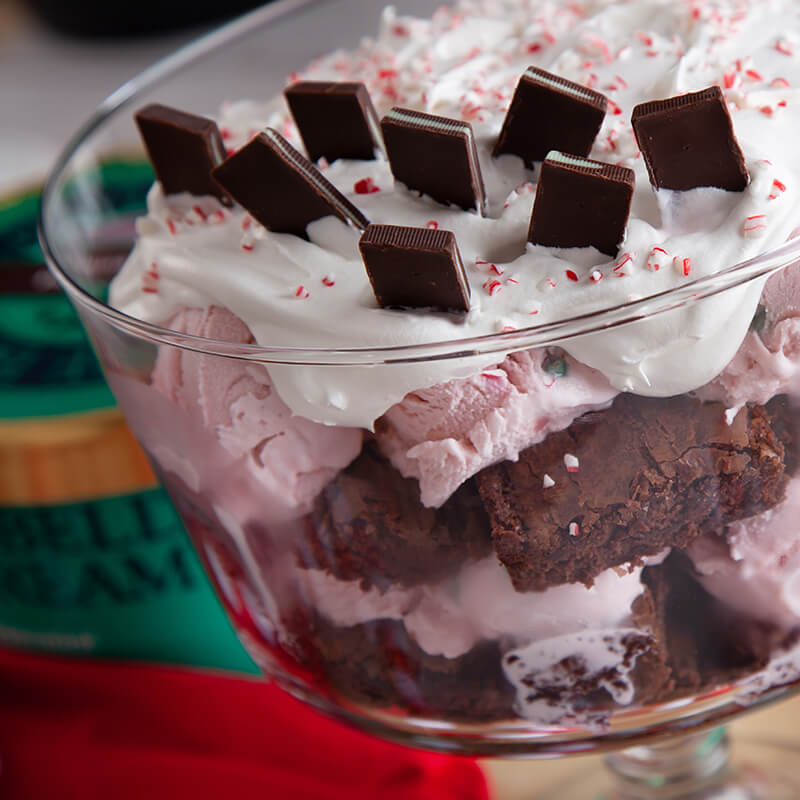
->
[1, 0, 264, 187]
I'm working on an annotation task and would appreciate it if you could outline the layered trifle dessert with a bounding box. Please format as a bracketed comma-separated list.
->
[107, 0, 800, 728]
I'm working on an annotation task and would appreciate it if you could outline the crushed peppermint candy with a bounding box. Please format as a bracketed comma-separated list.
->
[543, 353, 568, 377]
[646, 246, 669, 272]
[568, 522, 580, 536]
[354, 177, 380, 194]
[483, 278, 503, 296]
[295, 285, 310, 299]
[543, 474, 555, 489]
[564, 453, 580, 472]
[741, 214, 767, 237]
[496, 320, 517, 332]
[614, 252, 633, 277]
[769, 179, 787, 200]
[673, 256, 692, 277]
[523, 299, 542, 316]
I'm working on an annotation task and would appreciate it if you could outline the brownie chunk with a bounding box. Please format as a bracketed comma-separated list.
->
[476, 395, 788, 591]
[295, 584, 671, 725]
[307, 614, 516, 722]
[642, 550, 786, 697]
[299, 443, 492, 589]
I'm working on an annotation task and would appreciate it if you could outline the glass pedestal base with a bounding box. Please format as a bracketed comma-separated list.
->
[542, 730, 800, 799]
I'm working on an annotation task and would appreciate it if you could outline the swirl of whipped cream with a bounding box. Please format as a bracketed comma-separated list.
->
[110, 0, 800, 427]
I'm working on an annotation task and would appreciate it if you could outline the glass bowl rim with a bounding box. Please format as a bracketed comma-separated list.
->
[37, 0, 800, 367]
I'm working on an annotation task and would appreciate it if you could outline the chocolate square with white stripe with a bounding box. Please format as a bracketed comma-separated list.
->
[212, 128, 369, 238]
[528, 152, 634, 257]
[380, 108, 486, 213]
[135, 103, 229, 201]
[284, 81, 383, 162]
[632, 86, 748, 191]
[493, 67, 607, 168]
[359, 224, 471, 312]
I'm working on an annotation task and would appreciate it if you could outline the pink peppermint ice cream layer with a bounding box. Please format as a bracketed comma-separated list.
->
[689, 476, 800, 630]
[375, 348, 616, 507]
[296, 556, 650, 660]
[698, 262, 800, 408]
[151, 306, 362, 520]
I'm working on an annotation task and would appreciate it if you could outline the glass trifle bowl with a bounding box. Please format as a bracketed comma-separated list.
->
[39, 0, 800, 795]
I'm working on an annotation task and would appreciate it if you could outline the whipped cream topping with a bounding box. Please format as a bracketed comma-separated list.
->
[111, 0, 800, 427]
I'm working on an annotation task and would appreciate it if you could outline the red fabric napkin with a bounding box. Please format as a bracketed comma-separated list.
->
[0, 648, 489, 800]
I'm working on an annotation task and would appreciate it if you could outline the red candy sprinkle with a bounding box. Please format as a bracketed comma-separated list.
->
[565, 269, 579, 282]
[354, 177, 380, 194]
[769, 178, 787, 200]
[673, 256, 692, 277]
[483, 279, 503, 296]
[615, 252, 633, 272]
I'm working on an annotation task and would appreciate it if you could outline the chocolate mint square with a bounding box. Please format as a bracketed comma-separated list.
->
[284, 81, 382, 162]
[380, 108, 486, 213]
[528, 151, 634, 257]
[212, 128, 369, 238]
[493, 67, 607, 168]
[631, 86, 748, 191]
[135, 103, 229, 201]
[359, 224, 470, 312]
